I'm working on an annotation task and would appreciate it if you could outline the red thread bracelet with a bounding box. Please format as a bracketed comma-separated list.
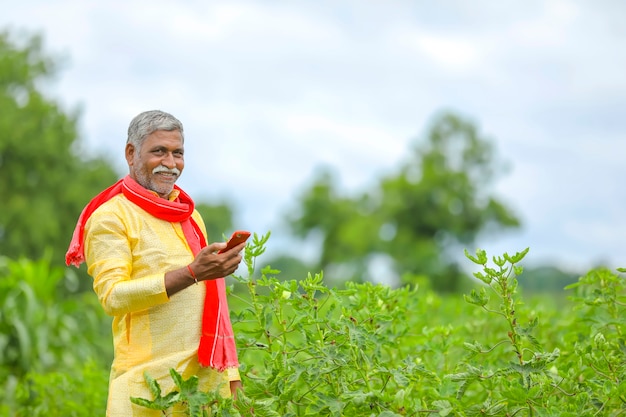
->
[187, 265, 198, 285]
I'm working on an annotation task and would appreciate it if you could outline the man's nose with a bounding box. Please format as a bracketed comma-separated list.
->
[162, 152, 176, 168]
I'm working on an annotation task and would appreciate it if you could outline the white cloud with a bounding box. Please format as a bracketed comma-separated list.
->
[509, 0, 580, 48]
[408, 33, 485, 72]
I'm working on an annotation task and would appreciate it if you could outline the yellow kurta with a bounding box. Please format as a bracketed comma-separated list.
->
[83, 192, 240, 417]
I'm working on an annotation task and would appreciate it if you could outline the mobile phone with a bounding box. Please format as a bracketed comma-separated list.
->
[218, 230, 251, 254]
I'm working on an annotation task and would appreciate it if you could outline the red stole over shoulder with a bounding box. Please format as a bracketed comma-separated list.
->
[66, 175, 239, 371]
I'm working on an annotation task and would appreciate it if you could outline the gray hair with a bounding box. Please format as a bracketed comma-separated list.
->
[127, 110, 184, 148]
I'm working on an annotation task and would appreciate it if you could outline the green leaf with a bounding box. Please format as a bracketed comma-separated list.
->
[432, 399, 453, 416]
[130, 371, 183, 411]
[463, 341, 486, 354]
[130, 390, 180, 411]
[493, 255, 506, 267]
[473, 271, 492, 284]
[391, 368, 409, 385]
[510, 248, 529, 263]
[465, 248, 487, 265]
[464, 288, 489, 307]
[145, 372, 161, 398]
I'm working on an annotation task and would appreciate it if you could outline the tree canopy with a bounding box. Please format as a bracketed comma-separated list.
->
[195, 202, 234, 243]
[0, 30, 119, 264]
[288, 112, 520, 292]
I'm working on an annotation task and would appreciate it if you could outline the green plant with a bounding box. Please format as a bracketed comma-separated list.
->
[130, 368, 239, 417]
[131, 240, 626, 416]
[233, 233, 444, 416]
[12, 359, 109, 417]
[0, 253, 112, 411]
[562, 267, 626, 414]
[133, 233, 443, 415]
[449, 248, 564, 415]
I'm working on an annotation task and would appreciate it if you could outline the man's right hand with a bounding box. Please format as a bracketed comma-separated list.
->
[189, 242, 246, 281]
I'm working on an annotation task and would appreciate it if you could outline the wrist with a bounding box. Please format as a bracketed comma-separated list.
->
[186, 264, 198, 285]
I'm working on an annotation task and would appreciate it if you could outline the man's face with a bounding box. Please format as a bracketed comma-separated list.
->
[125, 129, 185, 198]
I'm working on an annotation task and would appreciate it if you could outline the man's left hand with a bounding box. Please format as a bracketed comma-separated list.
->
[230, 380, 243, 400]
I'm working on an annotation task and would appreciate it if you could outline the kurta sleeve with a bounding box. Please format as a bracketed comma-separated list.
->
[84, 201, 169, 316]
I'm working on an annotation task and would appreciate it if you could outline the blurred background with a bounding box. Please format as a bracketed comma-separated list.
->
[2, 0, 625, 293]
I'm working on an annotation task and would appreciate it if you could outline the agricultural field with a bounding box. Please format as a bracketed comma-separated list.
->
[1, 234, 624, 416]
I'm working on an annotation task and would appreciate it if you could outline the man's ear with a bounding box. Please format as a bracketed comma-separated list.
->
[125, 143, 135, 167]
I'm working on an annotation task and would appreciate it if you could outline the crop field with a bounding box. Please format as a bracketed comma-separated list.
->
[2, 233, 624, 416]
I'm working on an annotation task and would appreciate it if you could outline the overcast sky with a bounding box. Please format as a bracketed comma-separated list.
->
[4, 0, 625, 274]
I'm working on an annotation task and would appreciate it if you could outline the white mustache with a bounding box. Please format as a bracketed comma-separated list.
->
[152, 165, 180, 176]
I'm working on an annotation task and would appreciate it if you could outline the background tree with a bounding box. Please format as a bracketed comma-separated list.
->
[195, 202, 234, 242]
[0, 30, 118, 264]
[288, 112, 520, 292]
[286, 168, 383, 285]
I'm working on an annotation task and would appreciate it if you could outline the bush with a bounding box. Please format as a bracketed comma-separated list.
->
[0, 253, 112, 414]
[12, 360, 109, 417]
[3, 237, 624, 416]
[131, 234, 626, 416]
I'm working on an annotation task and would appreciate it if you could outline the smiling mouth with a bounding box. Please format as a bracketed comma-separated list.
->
[155, 172, 178, 180]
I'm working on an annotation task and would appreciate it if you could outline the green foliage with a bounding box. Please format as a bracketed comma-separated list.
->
[0, 254, 112, 411]
[516, 265, 579, 294]
[449, 250, 626, 415]
[132, 237, 626, 416]
[287, 112, 520, 292]
[130, 369, 237, 417]
[230, 233, 445, 415]
[195, 202, 235, 243]
[561, 268, 626, 413]
[11, 360, 109, 417]
[133, 233, 441, 415]
[379, 113, 519, 290]
[0, 30, 119, 264]
[287, 169, 378, 270]
[454, 248, 562, 413]
[2, 237, 623, 416]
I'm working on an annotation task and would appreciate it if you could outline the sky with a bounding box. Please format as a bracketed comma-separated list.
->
[3, 0, 625, 274]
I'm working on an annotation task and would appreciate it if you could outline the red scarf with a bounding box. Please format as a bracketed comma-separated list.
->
[66, 175, 239, 371]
